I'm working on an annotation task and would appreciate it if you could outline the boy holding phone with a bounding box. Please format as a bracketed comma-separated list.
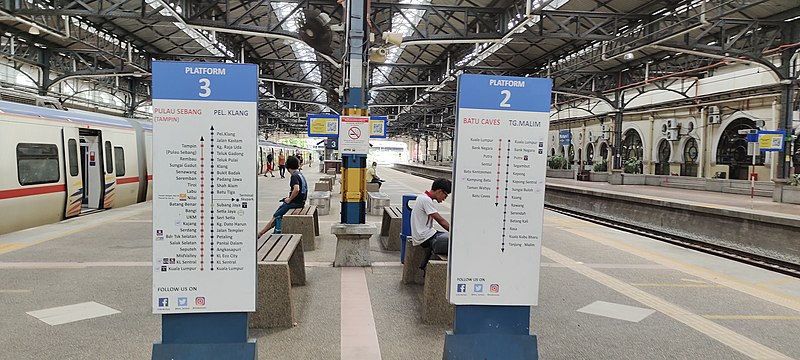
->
[258, 156, 308, 237]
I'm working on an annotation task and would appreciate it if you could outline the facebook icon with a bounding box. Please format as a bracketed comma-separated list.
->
[158, 298, 169, 307]
[457, 283, 467, 293]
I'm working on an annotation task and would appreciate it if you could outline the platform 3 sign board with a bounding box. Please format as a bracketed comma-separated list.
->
[448, 74, 552, 306]
[151, 61, 258, 314]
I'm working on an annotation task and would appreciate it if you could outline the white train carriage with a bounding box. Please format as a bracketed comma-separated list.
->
[0, 101, 152, 235]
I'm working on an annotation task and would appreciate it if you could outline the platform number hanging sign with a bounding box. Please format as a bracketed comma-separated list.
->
[151, 61, 258, 314]
[449, 74, 552, 306]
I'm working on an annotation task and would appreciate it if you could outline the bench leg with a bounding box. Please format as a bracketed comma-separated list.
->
[283, 216, 316, 251]
[386, 220, 401, 251]
[288, 241, 306, 286]
[251, 262, 294, 328]
[313, 209, 320, 237]
[402, 243, 426, 285]
[422, 260, 454, 325]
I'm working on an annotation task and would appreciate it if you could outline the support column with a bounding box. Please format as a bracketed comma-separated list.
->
[333, 0, 375, 265]
[778, 82, 794, 179]
[444, 306, 538, 359]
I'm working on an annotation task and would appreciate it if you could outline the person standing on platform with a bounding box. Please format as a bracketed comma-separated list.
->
[265, 151, 275, 177]
[258, 156, 308, 237]
[297, 152, 304, 169]
[278, 150, 286, 178]
[410, 178, 451, 271]
[366, 161, 385, 189]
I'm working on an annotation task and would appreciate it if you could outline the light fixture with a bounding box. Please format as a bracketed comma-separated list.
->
[28, 26, 40, 35]
[369, 47, 388, 63]
[382, 32, 403, 46]
[623, 52, 635, 61]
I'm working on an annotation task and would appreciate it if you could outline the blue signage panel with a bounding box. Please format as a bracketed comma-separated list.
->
[369, 116, 388, 139]
[457, 74, 552, 112]
[307, 114, 340, 137]
[152, 61, 258, 102]
[558, 130, 572, 145]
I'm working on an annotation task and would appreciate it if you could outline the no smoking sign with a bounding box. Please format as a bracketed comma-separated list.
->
[339, 116, 370, 154]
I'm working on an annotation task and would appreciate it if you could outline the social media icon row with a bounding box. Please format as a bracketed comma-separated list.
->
[157, 297, 206, 308]
[456, 283, 499, 294]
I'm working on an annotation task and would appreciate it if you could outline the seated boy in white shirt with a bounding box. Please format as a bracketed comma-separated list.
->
[410, 178, 451, 271]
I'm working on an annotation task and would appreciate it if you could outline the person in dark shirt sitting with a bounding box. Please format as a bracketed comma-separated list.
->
[257, 156, 308, 237]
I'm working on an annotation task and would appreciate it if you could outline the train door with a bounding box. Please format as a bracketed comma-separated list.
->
[62, 128, 83, 218]
[79, 129, 105, 212]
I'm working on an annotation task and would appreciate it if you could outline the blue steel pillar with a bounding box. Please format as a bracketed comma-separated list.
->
[340, 0, 368, 224]
[153, 313, 256, 359]
[443, 306, 538, 359]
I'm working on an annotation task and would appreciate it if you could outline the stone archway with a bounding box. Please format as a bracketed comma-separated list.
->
[655, 139, 671, 175]
[716, 118, 764, 180]
[586, 143, 595, 165]
[622, 129, 644, 173]
[681, 138, 699, 177]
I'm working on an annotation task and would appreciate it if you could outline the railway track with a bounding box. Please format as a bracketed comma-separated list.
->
[391, 164, 800, 278]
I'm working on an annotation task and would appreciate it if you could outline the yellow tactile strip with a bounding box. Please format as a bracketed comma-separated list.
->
[542, 246, 793, 360]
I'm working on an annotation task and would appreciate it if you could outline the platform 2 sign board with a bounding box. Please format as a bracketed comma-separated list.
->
[448, 74, 552, 306]
[151, 61, 258, 314]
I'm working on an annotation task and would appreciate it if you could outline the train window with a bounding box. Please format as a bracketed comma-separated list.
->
[114, 147, 125, 176]
[17, 143, 60, 186]
[104, 141, 113, 174]
[68, 139, 79, 176]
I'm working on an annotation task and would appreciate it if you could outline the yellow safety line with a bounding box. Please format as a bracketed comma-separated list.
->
[542, 246, 793, 360]
[702, 315, 800, 320]
[0, 243, 27, 255]
[562, 227, 800, 313]
[631, 283, 724, 288]
[755, 278, 800, 287]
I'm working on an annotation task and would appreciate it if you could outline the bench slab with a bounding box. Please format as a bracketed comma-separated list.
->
[402, 240, 426, 285]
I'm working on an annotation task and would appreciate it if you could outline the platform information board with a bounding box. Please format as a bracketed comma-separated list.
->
[339, 116, 370, 154]
[448, 74, 552, 305]
[151, 61, 258, 314]
[757, 130, 786, 152]
[369, 116, 387, 138]
[308, 114, 340, 137]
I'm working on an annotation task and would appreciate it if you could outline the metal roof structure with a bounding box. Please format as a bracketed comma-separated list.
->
[1, 0, 798, 139]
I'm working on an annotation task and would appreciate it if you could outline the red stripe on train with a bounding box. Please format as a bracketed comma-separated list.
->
[117, 176, 140, 184]
[0, 184, 64, 199]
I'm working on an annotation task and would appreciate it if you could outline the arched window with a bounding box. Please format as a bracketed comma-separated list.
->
[655, 140, 671, 175]
[568, 144, 575, 163]
[622, 129, 643, 173]
[586, 144, 595, 165]
[681, 138, 699, 177]
[599, 143, 609, 162]
[716, 118, 763, 180]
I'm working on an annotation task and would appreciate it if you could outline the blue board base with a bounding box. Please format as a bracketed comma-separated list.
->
[152, 341, 257, 360]
[443, 332, 538, 360]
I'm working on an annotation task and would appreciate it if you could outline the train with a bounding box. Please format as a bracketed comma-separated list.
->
[0, 100, 313, 235]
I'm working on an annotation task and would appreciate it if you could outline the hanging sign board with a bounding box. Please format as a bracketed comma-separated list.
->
[339, 116, 370, 154]
[307, 114, 340, 137]
[449, 74, 552, 306]
[757, 130, 785, 152]
[369, 116, 388, 139]
[151, 61, 258, 314]
[558, 130, 572, 146]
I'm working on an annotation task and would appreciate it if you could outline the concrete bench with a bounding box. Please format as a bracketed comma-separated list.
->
[422, 255, 454, 325]
[251, 234, 305, 328]
[366, 182, 380, 193]
[308, 191, 331, 216]
[283, 206, 319, 251]
[314, 181, 331, 192]
[367, 192, 390, 216]
[379, 206, 402, 251]
[320, 175, 336, 190]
